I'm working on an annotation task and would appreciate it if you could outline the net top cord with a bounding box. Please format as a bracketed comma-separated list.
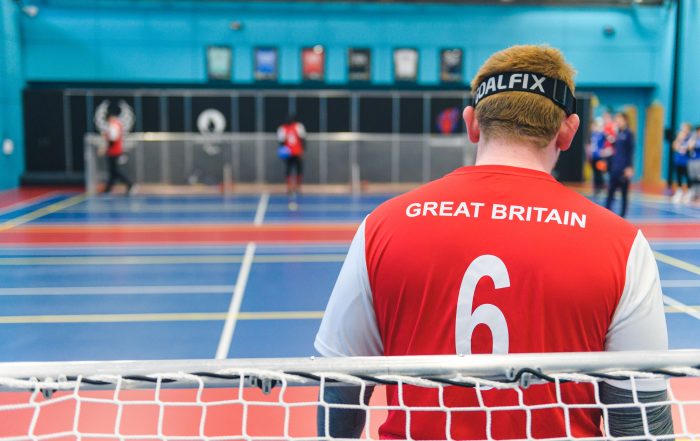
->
[0, 350, 699, 393]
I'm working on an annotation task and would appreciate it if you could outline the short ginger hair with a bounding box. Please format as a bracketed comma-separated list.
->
[471, 45, 576, 148]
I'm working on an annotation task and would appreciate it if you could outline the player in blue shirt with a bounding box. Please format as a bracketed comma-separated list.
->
[605, 112, 634, 217]
[672, 122, 693, 204]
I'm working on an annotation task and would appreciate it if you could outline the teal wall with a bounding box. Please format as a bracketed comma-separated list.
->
[678, 0, 700, 129]
[22, 1, 673, 88]
[2, 0, 699, 189]
[0, 0, 23, 190]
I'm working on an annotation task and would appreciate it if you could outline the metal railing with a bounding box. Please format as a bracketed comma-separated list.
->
[85, 132, 476, 194]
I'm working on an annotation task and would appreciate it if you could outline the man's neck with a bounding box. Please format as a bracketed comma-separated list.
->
[474, 139, 556, 174]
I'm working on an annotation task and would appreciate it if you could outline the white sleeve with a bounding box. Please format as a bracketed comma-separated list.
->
[107, 122, 120, 142]
[296, 123, 306, 139]
[277, 126, 286, 143]
[314, 219, 383, 357]
[605, 230, 669, 390]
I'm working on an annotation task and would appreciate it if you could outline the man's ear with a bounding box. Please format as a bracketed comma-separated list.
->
[464, 106, 480, 144]
[555, 113, 580, 152]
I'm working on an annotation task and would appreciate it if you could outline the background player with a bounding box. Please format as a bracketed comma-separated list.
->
[277, 113, 306, 198]
[587, 118, 606, 196]
[672, 122, 694, 204]
[605, 112, 634, 217]
[101, 107, 133, 195]
[315, 45, 671, 439]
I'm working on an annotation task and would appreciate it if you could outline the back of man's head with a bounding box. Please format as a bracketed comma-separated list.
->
[471, 45, 576, 148]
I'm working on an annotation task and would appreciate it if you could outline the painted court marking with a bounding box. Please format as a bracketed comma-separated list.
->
[0, 194, 86, 232]
[0, 307, 697, 324]
[0, 285, 235, 296]
[0, 310, 324, 324]
[662, 280, 700, 288]
[0, 254, 346, 266]
[0, 191, 62, 216]
[215, 242, 256, 359]
[254, 192, 269, 226]
[663, 296, 700, 321]
[654, 251, 700, 276]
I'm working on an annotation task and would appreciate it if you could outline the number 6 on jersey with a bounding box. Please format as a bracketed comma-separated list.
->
[455, 255, 510, 355]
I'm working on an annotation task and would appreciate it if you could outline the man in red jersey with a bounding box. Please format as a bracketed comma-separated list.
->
[102, 107, 133, 195]
[277, 113, 306, 196]
[315, 45, 671, 439]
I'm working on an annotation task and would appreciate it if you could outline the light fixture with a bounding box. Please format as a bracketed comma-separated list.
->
[21, 4, 38, 17]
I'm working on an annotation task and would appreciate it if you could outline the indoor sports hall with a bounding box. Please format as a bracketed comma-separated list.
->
[1, 0, 700, 439]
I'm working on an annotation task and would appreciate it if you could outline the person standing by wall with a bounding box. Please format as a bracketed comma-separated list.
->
[277, 114, 306, 198]
[605, 112, 634, 217]
[671, 122, 693, 204]
[102, 107, 133, 195]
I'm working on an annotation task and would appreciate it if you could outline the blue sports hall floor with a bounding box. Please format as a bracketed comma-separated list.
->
[0, 187, 698, 362]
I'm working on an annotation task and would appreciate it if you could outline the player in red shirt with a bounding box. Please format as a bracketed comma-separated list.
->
[277, 114, 306, 196]
[102, 107, 133, 195]
[315, 45, 671, 439]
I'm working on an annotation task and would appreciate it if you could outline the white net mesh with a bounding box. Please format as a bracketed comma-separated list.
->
[0, 352, 698, 440]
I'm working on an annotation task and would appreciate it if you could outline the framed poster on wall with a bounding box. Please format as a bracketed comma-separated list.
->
[348, 48, 371, 82]
[254, 47, 278, 81]
[206, 45, 232, 81]
[302, 46, 325, 81]
[440, 48, 463, 83]
[393, 48, 418, 82]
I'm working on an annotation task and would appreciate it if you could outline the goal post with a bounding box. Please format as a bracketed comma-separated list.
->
[0, 350, 699, 440]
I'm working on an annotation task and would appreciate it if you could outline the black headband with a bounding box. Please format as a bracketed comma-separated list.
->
[472, 71, 576, 116]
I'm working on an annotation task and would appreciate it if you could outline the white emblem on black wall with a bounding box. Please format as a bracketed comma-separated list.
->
[197, 109, 226, 156]
[93, 100, 135, 134]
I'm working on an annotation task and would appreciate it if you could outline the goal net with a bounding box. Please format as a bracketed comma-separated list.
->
[0, 351, 699, 440]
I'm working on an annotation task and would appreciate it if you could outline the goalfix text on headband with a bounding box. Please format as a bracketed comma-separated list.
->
[471, 71, 577, 116]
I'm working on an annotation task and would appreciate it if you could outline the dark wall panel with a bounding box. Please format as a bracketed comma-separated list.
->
[166, 96, 185, 132]
[69, 95, 88, 172]
[141, 96, 162, 132]
[359, 97, 392, 133]
[238, 96, 257, 133]
[296, 97, 320, 132]
[264, 96, 289, 132]
[326, 97, 350, 132]
[399, 97, 423, 134]
[23, 89, 65, 173]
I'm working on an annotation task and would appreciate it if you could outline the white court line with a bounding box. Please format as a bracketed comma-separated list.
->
[663, 295, 700, 321]
[253, 192, 269, 226]
[662, 280, 700, 288]
[651, 242, 700, 250]
[215, 242, 256, 359]
[0, 285, 235, 296]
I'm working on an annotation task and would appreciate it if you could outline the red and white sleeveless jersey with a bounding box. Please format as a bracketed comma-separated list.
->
[277, 122, 306, 157]
[105, 119, 124, 157]
[315, 165, 668, 440]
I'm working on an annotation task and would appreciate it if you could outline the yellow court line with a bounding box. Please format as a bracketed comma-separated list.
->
[0, 254, 347, 266]
[0, 310, 325, 324]
[654, 251, 700, 277]
[0, 194, 87, 233]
